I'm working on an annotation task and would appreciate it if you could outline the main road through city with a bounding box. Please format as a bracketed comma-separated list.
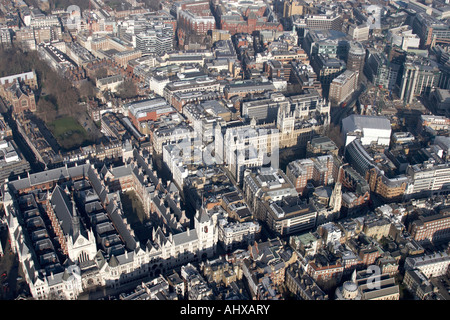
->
[330, 82, 367, 127]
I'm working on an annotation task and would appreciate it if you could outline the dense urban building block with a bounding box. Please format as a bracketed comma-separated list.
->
[2, 0, 450, 302]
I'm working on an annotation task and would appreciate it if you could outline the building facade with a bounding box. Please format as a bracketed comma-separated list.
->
[328, 70, 358, 105]
[3, 151, 220, 300]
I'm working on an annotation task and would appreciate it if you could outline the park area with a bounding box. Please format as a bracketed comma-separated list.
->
[47, 116, 91, 151]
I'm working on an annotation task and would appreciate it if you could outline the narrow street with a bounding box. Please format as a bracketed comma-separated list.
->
[0, 228, 30, 300]
[0, 98, 44, 173]
[330, 83, 367, 126]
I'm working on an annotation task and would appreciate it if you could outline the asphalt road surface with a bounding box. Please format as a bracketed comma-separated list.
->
[330, 83, 367, 126]
[0, 228, 30, 299]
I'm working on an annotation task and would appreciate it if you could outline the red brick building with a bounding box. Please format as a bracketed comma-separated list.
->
[218, 7, 283, 35]
[342, 256, 364, 275]
[127, 98, 176, 130]
[178, 0, 210, 13]
[176, 0, 215, 46]
[408, 210, 450, 243]
[0, 81, 37, 115]
[359, 246, 383, 266]
[286, 155, 337, 195]
[178, 9, 216, 35]
[306, 260, 344, 287]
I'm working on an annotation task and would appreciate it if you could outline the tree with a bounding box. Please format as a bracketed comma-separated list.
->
[78, 80, 96, 101]
[93, 67, 108, 80]
[37, 98, 57, 123]
[143, 0, 161, 11]
[49, 0, 90, 11]
[115, 80, 138, 99]
[0, 48, 36, 78]
[0, 47, 87, 123]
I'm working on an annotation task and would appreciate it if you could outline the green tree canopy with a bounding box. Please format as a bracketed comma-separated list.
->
[0, 47, 86, 122]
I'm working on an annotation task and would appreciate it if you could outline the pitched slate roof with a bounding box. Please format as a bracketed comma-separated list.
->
[50, 185, 88, 240]
[51, 185, 75, 236]
[105, 201, 137, 251]
[8, 164, 91, 192]
[109, 255, 119, 268]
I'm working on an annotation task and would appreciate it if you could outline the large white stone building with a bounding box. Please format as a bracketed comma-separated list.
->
[405, 162, 450, 199]
[328, 70, 358, 105]
[162, 143, 190, 190]
[3, 150, 220, 300]
[218, 219, 261, 252]
[220, 121, 280, 183]
[342, 114, 392, 147]
[404, 251, 450, 278]
[348, 24, 370, 42]
[387, 26, 420, 51]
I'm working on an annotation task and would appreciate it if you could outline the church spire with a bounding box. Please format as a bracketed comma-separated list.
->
[72, 200, 80, 237]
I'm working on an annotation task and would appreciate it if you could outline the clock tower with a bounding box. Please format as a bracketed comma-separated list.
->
[194, 207, 219, 260]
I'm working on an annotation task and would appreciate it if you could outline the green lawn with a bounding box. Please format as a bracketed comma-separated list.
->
[48, 117, 90, 150]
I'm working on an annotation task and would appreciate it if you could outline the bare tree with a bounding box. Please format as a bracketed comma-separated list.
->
[37, 99, 57, 123]
[116, 80, 137, 99]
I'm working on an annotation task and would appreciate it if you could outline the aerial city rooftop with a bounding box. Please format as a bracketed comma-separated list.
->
[0, 0, 449, 301]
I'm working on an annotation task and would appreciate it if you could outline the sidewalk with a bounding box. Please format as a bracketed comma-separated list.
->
[0, 229, 30, 300]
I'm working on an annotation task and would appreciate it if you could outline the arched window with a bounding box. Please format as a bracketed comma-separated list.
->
[78, 251, 89, 263]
